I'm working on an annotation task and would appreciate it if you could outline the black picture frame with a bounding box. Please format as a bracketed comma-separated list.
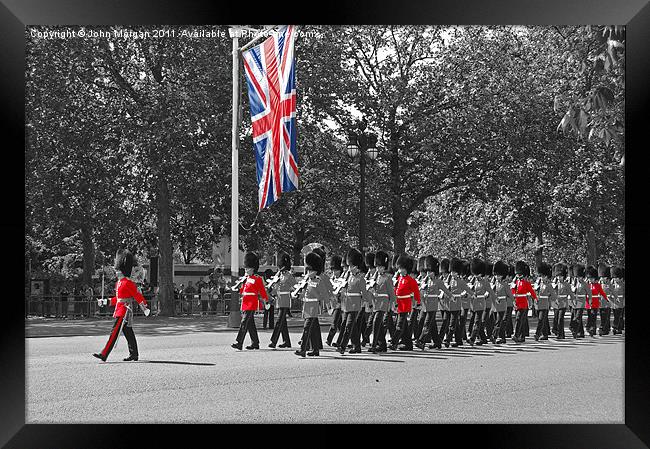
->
[7, 0, 648, 447]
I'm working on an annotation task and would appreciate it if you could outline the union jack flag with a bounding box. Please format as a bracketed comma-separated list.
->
[242, 25, 298, 210]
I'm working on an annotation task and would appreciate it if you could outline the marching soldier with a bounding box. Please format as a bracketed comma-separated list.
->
[93, 249, 150, 362]
[533, 262, 555, 341]
[511, 261, 537, 343]
[522, 263, 533, 337]
[504, 264, 516, 338]
[598, 263, 612, 336]
[325, 255, 344, 347]
[294, 252, 328, 357]
[415, 256, 450, 350]
[411, 256, 428, 342]
[490, 261, 513, 344]
[268, 251, 295, 349]
[359, 252, 376, 346]
[459, 260, 472, 342]
[468, 258, 492, 346]
[438, 258, 451, 344]
[367, 251, 397, 353]
[610, 266, 625, 334]
[231, 252, 269, 351]
[389, 254, 420, 351]
[310, 247, 331, 351]
[551, 263, 571, 339]
[336, 248, 371, 354]
[586, 265, 607, 337]
[569, 264, 589, 338]
[440, 258, 469, 347]
[483, 260, 495, 339]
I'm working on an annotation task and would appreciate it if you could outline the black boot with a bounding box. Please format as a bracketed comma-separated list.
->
[123, 354, 139, 361]
[92, 353, 106, 362]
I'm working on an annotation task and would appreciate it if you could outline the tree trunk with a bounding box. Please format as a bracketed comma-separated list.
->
[157, 175, 175, 316]
[80, 224, 95, 288]
[534, 229, 543, 267]
[389, 138, 407, 254]
[586, 227, 598, 266]
[292, 227, 305, 267]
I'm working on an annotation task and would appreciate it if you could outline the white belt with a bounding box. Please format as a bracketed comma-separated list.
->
[557, 295, 568, 298]
[514, 294, 528, 298]
[539, 295, 549, 299]
[618, 295, 624, 299]
[242, 292, 257, 296]
[278, 291, 291, 295]
[397, 295, 411, 299]
[347, 293, 362, 296]
[304, 297, 319, 302]
[452, 294, 463, 298]
[497, 296, 507, 300]
[376, 294, 389, 297]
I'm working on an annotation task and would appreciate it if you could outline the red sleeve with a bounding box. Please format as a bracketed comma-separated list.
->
[127, 280, 146, 305]
[257, 277, 268, 300]
[410, 277, 421, 302]
[110, 296, 117, 307]
[597, 283, 608, 301]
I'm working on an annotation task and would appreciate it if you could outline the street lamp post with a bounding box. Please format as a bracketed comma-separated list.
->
[346, 121, 378, 252]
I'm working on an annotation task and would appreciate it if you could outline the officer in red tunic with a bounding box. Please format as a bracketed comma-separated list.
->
[268, 251, 295, 349]
[511, 261, 537, 343]
[586, 265, 608, 337]
[389, 254, 421, 351]
[93, 249, 149, 362]
[336, 248, 371, 354]
[231, 252, 268, 350]
[295, 252, 328, 357]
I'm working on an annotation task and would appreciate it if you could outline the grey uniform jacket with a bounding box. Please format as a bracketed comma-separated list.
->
[571, 279, 591, 309]
[271, 271, 296, 309]
[600, 279, 612, 309]
[470, 276, 492, 311]
[371, 273, 397, 312]
[491, 279, 513, 313]
[341, 273, 371, 313]
[534, 278, 555, 310]
[609, 279, 625, 308]
[552, 278, 571, 309]
[421, 277, 451, 312]
[301, 277, 327, 318]
[445, 275, 469, 312]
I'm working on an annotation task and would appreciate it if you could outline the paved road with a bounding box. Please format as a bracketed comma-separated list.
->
[26, 319, 624, 424]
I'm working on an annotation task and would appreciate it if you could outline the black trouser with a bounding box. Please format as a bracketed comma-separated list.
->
[523, 309, 530, 336]
[391, 312, 410, 349]
[570, 308, 585, 337]
[440, 310, 462, 345]
[586, 308, 599, 336]
[369, 310, 386, 348]
[411, 308, 423, 341]
[535, 308, 550, 338]
[504, 306, 514, 337]
[552, 308, 559, 335]
[299, 317, 320, 352]
[263, 304, 275, 329]
[416, 310, 441, 347]
[491, 310, 506, 341]
[357, 307, 368, 344]
[621, 307, 625, 331]
[469, 309, 487, 343]
[384, 310, 396, 342]
[553, 307, 566, 338]
[484, 308, 494, 338]
[100, 315, 138, 359]
[514, 308, 528, 341]
[459, 308, 469, 340]
[326, 308, 343, 345]
[235, 310, 259, 346]
[599, 308, 611, 335]
[612, 308, 624, 333]
[363, 309, 378, 344]
[337, 311, 360, 350]
[270, 307, 291, 346]
[417, 311, 429, 343]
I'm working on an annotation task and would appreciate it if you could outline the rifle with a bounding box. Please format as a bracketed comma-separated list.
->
[418, 272, 429, 291]
[291, 274, 310, 299]
[230, 275, 248, 292]
[333, 268, 351, 295]
[366, 270, 380, 290]
[266, 269, 285, 290]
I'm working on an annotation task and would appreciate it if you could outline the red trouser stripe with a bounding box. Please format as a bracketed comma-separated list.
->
[101, 316, 124, 357]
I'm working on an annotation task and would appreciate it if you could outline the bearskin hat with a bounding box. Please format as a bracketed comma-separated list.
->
[515, 261, 527, 275]
[417, 256, 427, 272]
[611, 266, 624, 278]
[244, 252, 260, 271]
[462, 260, 471, 276]
[313, 247, 326, 262]
[598, 263, 610, 278]
[396, 254, 414, 272]
[485, 261, 493, 276]
[440, 258, 450, 274]
[552, 263, 565, 277]
[114, 249, 135, 277]
[470, 258, 485, 276]
[411, 258, 420, 275]
[493, 260, 509, 277]
[346, 248, 363, 268]
[586, 265, 598, 279]
[572, 264, 585, 278]
[537, 262, 552, 278]
[330, 254, 343, 272]
[374, 251, 389, 270]
[277, 251, 291, 271]
[305, 252, 323, 274]
[425, 255, 439, 275]
[450, 257, 464, 274]
[365, 252, 376, 269]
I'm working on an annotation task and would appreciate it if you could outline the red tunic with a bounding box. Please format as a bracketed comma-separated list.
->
[109, 277, 147, 318]
[239, 275, 268, 311]
[511, 278, 537, 310]
[589, 282, 607, 309]
[394, 275, 420, 313]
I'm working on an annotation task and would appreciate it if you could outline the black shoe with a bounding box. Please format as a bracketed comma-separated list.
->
[377, 346, 388, 353]
[326, 339, 333, 347]
[347, 344, 353, 349]
[123, 355, 138, 361]
[268, 342, 276, 348]
[540, 336, 548, 341]
[468, 338, 475, 346]
[368, 346, 377, 353]
[278, 342, 291, 348]
[444, 341, 450, 348]
[398, 345, 412, 351]
[534, 335, 539, 341]
[332, 342, 340, 348]
[350, 347, 362, 354]
[557, 335, 565, 340]
[451, 342, 459, 347]
[231, 343, 243, 350]
[388, 344, 398, 351]
[297, 340, 302, 346]
[496, 339, 506, 344]
[295, 350, 306, 357]
[337, 347, 346, 354]
[92, 353, 106, 362]
[307, 351, 319, 356]
[475, 340, 484, 346]
[415, 341, 426, 350]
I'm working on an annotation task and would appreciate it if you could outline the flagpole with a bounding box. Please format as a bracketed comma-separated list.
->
[228, 27, 242, 328]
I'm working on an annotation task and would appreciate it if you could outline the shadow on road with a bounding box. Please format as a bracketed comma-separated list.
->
[142, 360, 216, 366]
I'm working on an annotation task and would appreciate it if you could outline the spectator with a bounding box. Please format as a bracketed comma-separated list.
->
[183, 281, 197, 315]
[200, 281, 210, 316]
[59, 285, 69, 318]
[209, 281, 218, 315]
[174, 283, 181, 314]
